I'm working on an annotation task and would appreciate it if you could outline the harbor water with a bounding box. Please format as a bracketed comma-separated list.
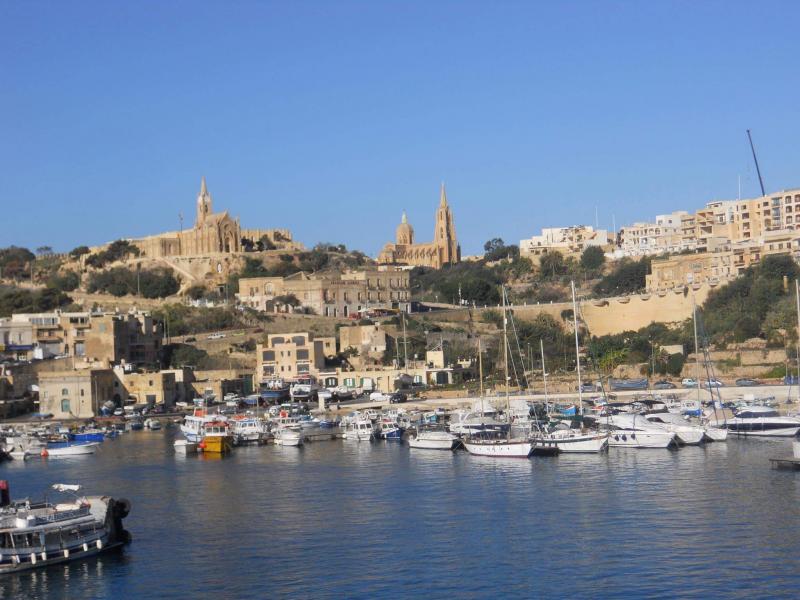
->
[3, 431, 800, 599]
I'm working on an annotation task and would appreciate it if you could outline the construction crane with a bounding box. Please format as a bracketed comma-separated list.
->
[746, 129, 766, 196]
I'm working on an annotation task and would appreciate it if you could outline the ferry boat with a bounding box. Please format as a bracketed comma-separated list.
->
[198, 421, 233, 454]
[0, 481, 131, 574]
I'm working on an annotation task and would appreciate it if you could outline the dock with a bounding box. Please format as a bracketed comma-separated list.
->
[769, 457, 800, 470]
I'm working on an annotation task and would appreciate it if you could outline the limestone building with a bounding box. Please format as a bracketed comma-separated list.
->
[520, 225, 611, 264]
[378, 184, 460, 269]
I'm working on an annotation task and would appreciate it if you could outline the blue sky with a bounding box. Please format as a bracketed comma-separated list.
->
[2, 1, 800, 256]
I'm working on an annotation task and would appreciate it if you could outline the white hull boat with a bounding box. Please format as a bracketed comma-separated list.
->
[600, 414, 676, 449]
[343, 420, 374, 442]
[408, 431, 460, 450]
[173, 439, 197, 454]
[275, 429, 304, 447]
[723, 407, 800, 437]
[463, 438, 532, 458]
[45, 442, 99, 457]
[703, 426, 728, 442]
[144, 418, 161, 431]
[534, 430, 609, 454]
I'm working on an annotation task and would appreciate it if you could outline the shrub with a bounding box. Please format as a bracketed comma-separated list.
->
[580, 246, 605, 271]
[48, 270, 80, 292]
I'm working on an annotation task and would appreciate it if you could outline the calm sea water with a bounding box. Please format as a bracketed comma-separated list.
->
[2, 430, 800, 599]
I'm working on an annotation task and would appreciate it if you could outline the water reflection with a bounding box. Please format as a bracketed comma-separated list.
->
[6, 430, 800, 598]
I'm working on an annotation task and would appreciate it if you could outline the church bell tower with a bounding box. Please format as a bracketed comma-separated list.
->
[196, 176, 212, 227]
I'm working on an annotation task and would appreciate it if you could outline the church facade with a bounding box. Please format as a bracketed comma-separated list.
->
[378, 184, 460, 269]
[131, 178, 242, 258]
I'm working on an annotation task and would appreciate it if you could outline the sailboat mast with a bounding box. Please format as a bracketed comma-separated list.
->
[540, 338, 549, 412]
[502, 286, 509, 415]
[571, 281, 583, 414]
[692, 296, 701, 405]
[401, 311, 409, 369]
[478, 337, 484, 415]
[795, 279, 800, 401]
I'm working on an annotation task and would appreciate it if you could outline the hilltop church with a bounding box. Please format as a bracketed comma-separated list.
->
[378, 184, 460, 269]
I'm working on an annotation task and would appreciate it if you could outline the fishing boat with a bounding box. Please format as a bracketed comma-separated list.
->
[173, 439, 197, 454]
[44, 441, 100, 457]
[68, 430, 106, 443]
[343, 419, 374, 441]
[229, 416, 266, 445]
[198, 421, 233, 453]
[408, 429, 460, 450]
[180, 409, 225, 443]
[376, 419, 403, 440]
[0, 481, 131, 574]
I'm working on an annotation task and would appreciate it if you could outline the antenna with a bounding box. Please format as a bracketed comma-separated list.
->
[746, 129, 766, 196]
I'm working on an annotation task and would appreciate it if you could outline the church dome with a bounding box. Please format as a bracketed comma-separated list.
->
[396, 211, 414, 245]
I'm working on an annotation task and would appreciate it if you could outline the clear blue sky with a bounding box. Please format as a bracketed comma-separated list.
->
[2, 1, 800, 257]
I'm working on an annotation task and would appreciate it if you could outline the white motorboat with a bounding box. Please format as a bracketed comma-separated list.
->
[600, 414, 676, 449]
[274, 428, 304, 447]
[144, 418, 162, 431]
[343, 419, 374, 441]
[723, 406, 800, 437]
[173, 439, 197, 454]
[703, 426, 728, 442]
[408, 430, 460, 450]
[644, 412, 705, 445]
[44, 442, 100, 457]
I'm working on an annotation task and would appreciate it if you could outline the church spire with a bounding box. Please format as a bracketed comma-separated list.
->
[196, 176, 212, 227]
[200, 176, 207, 196]
[401, 210, 408, 224]
[440, 182, 448, 207]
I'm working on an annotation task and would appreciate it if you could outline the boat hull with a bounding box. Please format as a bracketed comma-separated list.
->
[45, 442, 99, 456]
[408, 433, 459, 450]
[534, 432, 609, 454]
[608, 430, 675, 449]
[704, 426, 728, 442]
[199, 436, 232, 453]
[463, 439, 532, 458]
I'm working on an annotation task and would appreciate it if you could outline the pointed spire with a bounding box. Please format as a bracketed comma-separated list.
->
[439, 182, 448, 207]
[200, 176, 208, 196]
[401, 210, 408, 224]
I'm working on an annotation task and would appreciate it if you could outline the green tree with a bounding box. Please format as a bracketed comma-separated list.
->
[580, 246, 605, 271]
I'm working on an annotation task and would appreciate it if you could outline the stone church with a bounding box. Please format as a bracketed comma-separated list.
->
[131, 178, 242, 258]
[378, 184, 460, 269]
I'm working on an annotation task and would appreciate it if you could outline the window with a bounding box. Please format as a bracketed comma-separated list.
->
[61, 399, 70, 413]
[80, 388, 85, 397]
[262, 351, 275, 361]
[61, 388, 69, 396]
[297, 349, 309, 360]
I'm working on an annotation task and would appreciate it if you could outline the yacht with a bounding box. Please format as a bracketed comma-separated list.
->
[408, 429, 460, 450]
[597, 414, 677, 449]
[723, 406, 800, 437]
[643, 412, 705, 445]
[0, 482, 130, 574]
[448, 411, 505, 436]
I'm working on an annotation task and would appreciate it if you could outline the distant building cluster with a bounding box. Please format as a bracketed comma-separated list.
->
[520, 188, 800, 291]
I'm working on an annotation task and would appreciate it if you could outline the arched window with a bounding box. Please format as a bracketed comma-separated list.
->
[61, 388, 69, 396]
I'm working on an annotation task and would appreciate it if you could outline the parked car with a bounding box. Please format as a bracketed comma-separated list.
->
[207, 332, 226, 340]
[578, 382, 599, 393]
[681, 378, 699, 388]
[653, 380, 676, 390]
[369, 391, 392, 403]
[735, 378, 761, 387]
[703, 379, 724, 388]
[389, 392, 407, 404]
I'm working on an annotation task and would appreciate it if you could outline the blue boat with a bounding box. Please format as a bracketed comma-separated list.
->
[68, 431, 105, 443]
[377, 420, 404, 440]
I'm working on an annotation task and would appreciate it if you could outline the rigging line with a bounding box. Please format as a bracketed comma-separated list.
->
[506, 298, 529, 391]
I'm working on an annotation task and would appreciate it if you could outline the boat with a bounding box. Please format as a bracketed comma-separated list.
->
[463, 430, 532, 458]
[144, 418, 162, 431]
[0, 481, 131, 574]
[722, 406, 800, 437]
[643, 412, 705, 445]
[44, 441, 100, 457]
[609, 378, 649, 391]
[408, 429, 460, 450]
[376, 419, 403, 440]
[173, 439, 197, 454]
[128, 419, 144, 431]
[448, 410, 505, 436]
[343, 419, 374, 441]
[68, 430, 106, 443]
[274, 428, 304, 447]
[198, 421, 233, 453]
[703, 425, 728, 442]
[229, 416, 266, 445]
[532, 427, 609, 454]
[597, 414, 677, 449]
[180, 409, 226, 443]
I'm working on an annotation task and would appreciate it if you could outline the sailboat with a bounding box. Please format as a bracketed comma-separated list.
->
[531, 281, 608, 454]
[463, 287, 532, 458]
[694, 298, 728, 441]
